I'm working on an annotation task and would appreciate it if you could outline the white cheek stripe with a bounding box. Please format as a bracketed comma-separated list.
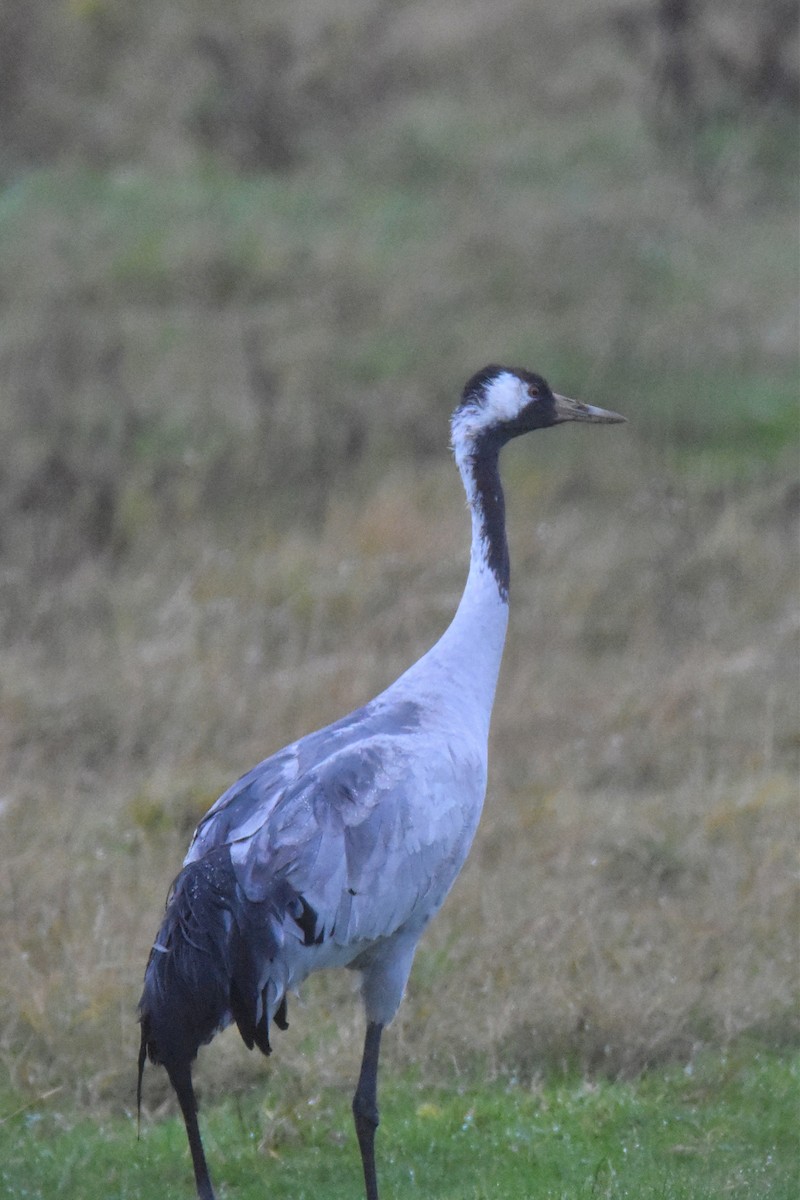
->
[450, 372, 525, 454]
[483, 372, 523, 422]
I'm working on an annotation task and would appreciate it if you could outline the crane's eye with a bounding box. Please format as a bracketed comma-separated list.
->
[527, 383, 540, 399]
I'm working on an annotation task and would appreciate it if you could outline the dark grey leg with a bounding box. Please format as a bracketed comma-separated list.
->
[352, 1021, 384, 1200]
[167, 1061, 217, 1200]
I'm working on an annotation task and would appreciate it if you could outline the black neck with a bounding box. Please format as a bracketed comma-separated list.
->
[468, 434, 509, 600]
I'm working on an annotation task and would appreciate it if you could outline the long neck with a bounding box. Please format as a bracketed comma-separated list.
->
[396, 437, 510, 732]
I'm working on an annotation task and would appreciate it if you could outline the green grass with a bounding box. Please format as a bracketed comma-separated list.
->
[2, 1048, 796, 1198]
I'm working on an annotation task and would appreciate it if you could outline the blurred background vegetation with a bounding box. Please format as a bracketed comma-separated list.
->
[0, 0, 797, 1128]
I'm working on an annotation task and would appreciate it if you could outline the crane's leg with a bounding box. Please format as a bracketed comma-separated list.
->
[352, 1021, 384, 1200]
[167, 1060, 217, 1200]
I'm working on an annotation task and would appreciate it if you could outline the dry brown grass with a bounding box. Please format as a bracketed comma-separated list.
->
[1, 434, 796, 1115]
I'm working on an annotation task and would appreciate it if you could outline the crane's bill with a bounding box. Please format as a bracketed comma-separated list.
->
[552, 393, 626, 424]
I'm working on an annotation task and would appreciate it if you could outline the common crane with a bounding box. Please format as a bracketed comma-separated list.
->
[138, 365, 625, 1200]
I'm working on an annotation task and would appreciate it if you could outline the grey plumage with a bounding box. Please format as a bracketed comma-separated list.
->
[138, 365, 625, 1200]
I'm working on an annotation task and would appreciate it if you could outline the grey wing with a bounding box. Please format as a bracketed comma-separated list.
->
[229, 735, 486, 949]
[185, 697, 423, 864]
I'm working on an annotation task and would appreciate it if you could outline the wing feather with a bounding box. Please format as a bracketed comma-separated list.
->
[228, 734, 485, 948]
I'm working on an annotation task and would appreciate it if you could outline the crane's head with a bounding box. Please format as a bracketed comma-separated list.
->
[451, 365, 626, 457]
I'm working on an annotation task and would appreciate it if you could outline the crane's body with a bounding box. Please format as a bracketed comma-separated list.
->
[138, 365, 625, 1200]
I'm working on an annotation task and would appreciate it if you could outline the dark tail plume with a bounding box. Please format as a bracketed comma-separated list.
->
[137, 845, 317, 1194]
[138, 847, 240, 1200]
[138, 843, 303, 1073]
[138, 847, 240, 1082]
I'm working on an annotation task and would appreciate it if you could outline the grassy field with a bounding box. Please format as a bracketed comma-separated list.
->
[2, 1048, 797, 1198]
[0, 0, 798, 1195]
